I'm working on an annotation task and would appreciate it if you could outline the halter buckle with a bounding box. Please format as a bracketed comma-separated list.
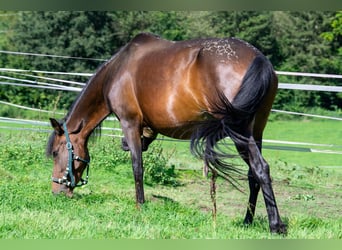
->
[66, 142, 73, 150]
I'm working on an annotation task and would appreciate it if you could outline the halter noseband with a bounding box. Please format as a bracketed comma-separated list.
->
[51, 123, 90, 188]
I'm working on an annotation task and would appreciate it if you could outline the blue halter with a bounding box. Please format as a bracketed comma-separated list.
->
[51, 123, 90, 188]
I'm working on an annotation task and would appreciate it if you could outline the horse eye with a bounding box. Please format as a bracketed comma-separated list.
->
[52, 151, 58, 158]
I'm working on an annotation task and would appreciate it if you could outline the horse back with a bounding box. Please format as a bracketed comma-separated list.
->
[130, 34, 261, 102]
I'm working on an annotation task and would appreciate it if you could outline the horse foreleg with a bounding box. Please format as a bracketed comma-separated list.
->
[121, 120, 145, 205]
[247, 136, 287, 234]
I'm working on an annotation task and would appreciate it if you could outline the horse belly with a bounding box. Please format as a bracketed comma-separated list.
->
[156, 123, 200, 140]
[143, 90, 213, 139]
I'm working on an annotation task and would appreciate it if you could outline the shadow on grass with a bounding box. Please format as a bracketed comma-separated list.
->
[151, 194, 177, 204]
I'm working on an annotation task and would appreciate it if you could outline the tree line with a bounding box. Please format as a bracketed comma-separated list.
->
[0, 11, 341, 113]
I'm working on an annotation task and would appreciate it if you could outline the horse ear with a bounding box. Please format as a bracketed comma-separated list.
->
[49, 118, 64, 135]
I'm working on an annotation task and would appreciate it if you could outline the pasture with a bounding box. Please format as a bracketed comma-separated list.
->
[0, 114, 341, 239]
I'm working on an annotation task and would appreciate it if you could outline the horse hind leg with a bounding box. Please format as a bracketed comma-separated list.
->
[233, 129, 286, 234]
[247, 136, 287, 234]
[142, 126, 157, 151]
[121, 126, 157, 152]
[235, 140, 261, 226]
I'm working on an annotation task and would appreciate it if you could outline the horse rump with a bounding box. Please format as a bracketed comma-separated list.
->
[190, 54, 276, 187]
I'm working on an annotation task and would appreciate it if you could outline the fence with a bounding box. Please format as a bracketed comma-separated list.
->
[0, 51, 341, 155]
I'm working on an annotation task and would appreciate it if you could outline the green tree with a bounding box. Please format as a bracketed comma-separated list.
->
[108, 11, 188, 41]
[272, 11, 341, 111]
[1, 11, 119, 109]
[321, 11, 342, 55]
[0, 12, 19, 67]
[209, 11, 282, 66]
[0, 11, 341, 113]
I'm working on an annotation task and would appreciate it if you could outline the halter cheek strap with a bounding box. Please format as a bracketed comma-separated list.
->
[51, 123, 90, 188]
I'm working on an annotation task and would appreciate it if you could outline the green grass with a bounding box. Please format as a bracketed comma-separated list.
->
[0, 118, 341, 239]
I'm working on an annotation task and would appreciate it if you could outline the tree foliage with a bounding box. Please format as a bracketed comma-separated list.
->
[321, 11, 342, 55]
[0, 11, 341, 112]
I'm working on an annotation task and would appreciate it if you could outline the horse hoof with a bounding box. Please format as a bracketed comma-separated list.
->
[271, 223, 287, 235]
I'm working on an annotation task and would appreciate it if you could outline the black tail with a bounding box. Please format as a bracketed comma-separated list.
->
[190, 55, 276, 187]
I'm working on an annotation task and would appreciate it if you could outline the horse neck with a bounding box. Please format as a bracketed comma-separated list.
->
[65, 68, 110, 140]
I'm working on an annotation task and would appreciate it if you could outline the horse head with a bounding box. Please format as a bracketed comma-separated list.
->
[47, 118, 90, 197]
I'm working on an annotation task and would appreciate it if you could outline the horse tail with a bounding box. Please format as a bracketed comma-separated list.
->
[190, 54, 276, 187]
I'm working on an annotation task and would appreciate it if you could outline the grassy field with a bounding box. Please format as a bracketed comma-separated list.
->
[0, 116, 341, 239]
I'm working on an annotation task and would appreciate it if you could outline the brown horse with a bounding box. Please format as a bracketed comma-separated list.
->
[46, 33, 286, 234]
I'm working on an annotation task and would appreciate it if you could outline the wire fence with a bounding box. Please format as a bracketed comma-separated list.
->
[1, 50, 341, 155]
[1, 103, 341, 155]
[1, 67, 342, 92]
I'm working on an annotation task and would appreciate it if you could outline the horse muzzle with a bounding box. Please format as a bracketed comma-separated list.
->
[52, 181, 74, 197]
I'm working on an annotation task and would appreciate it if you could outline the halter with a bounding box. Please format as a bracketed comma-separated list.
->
[51, 123, 90, 188]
